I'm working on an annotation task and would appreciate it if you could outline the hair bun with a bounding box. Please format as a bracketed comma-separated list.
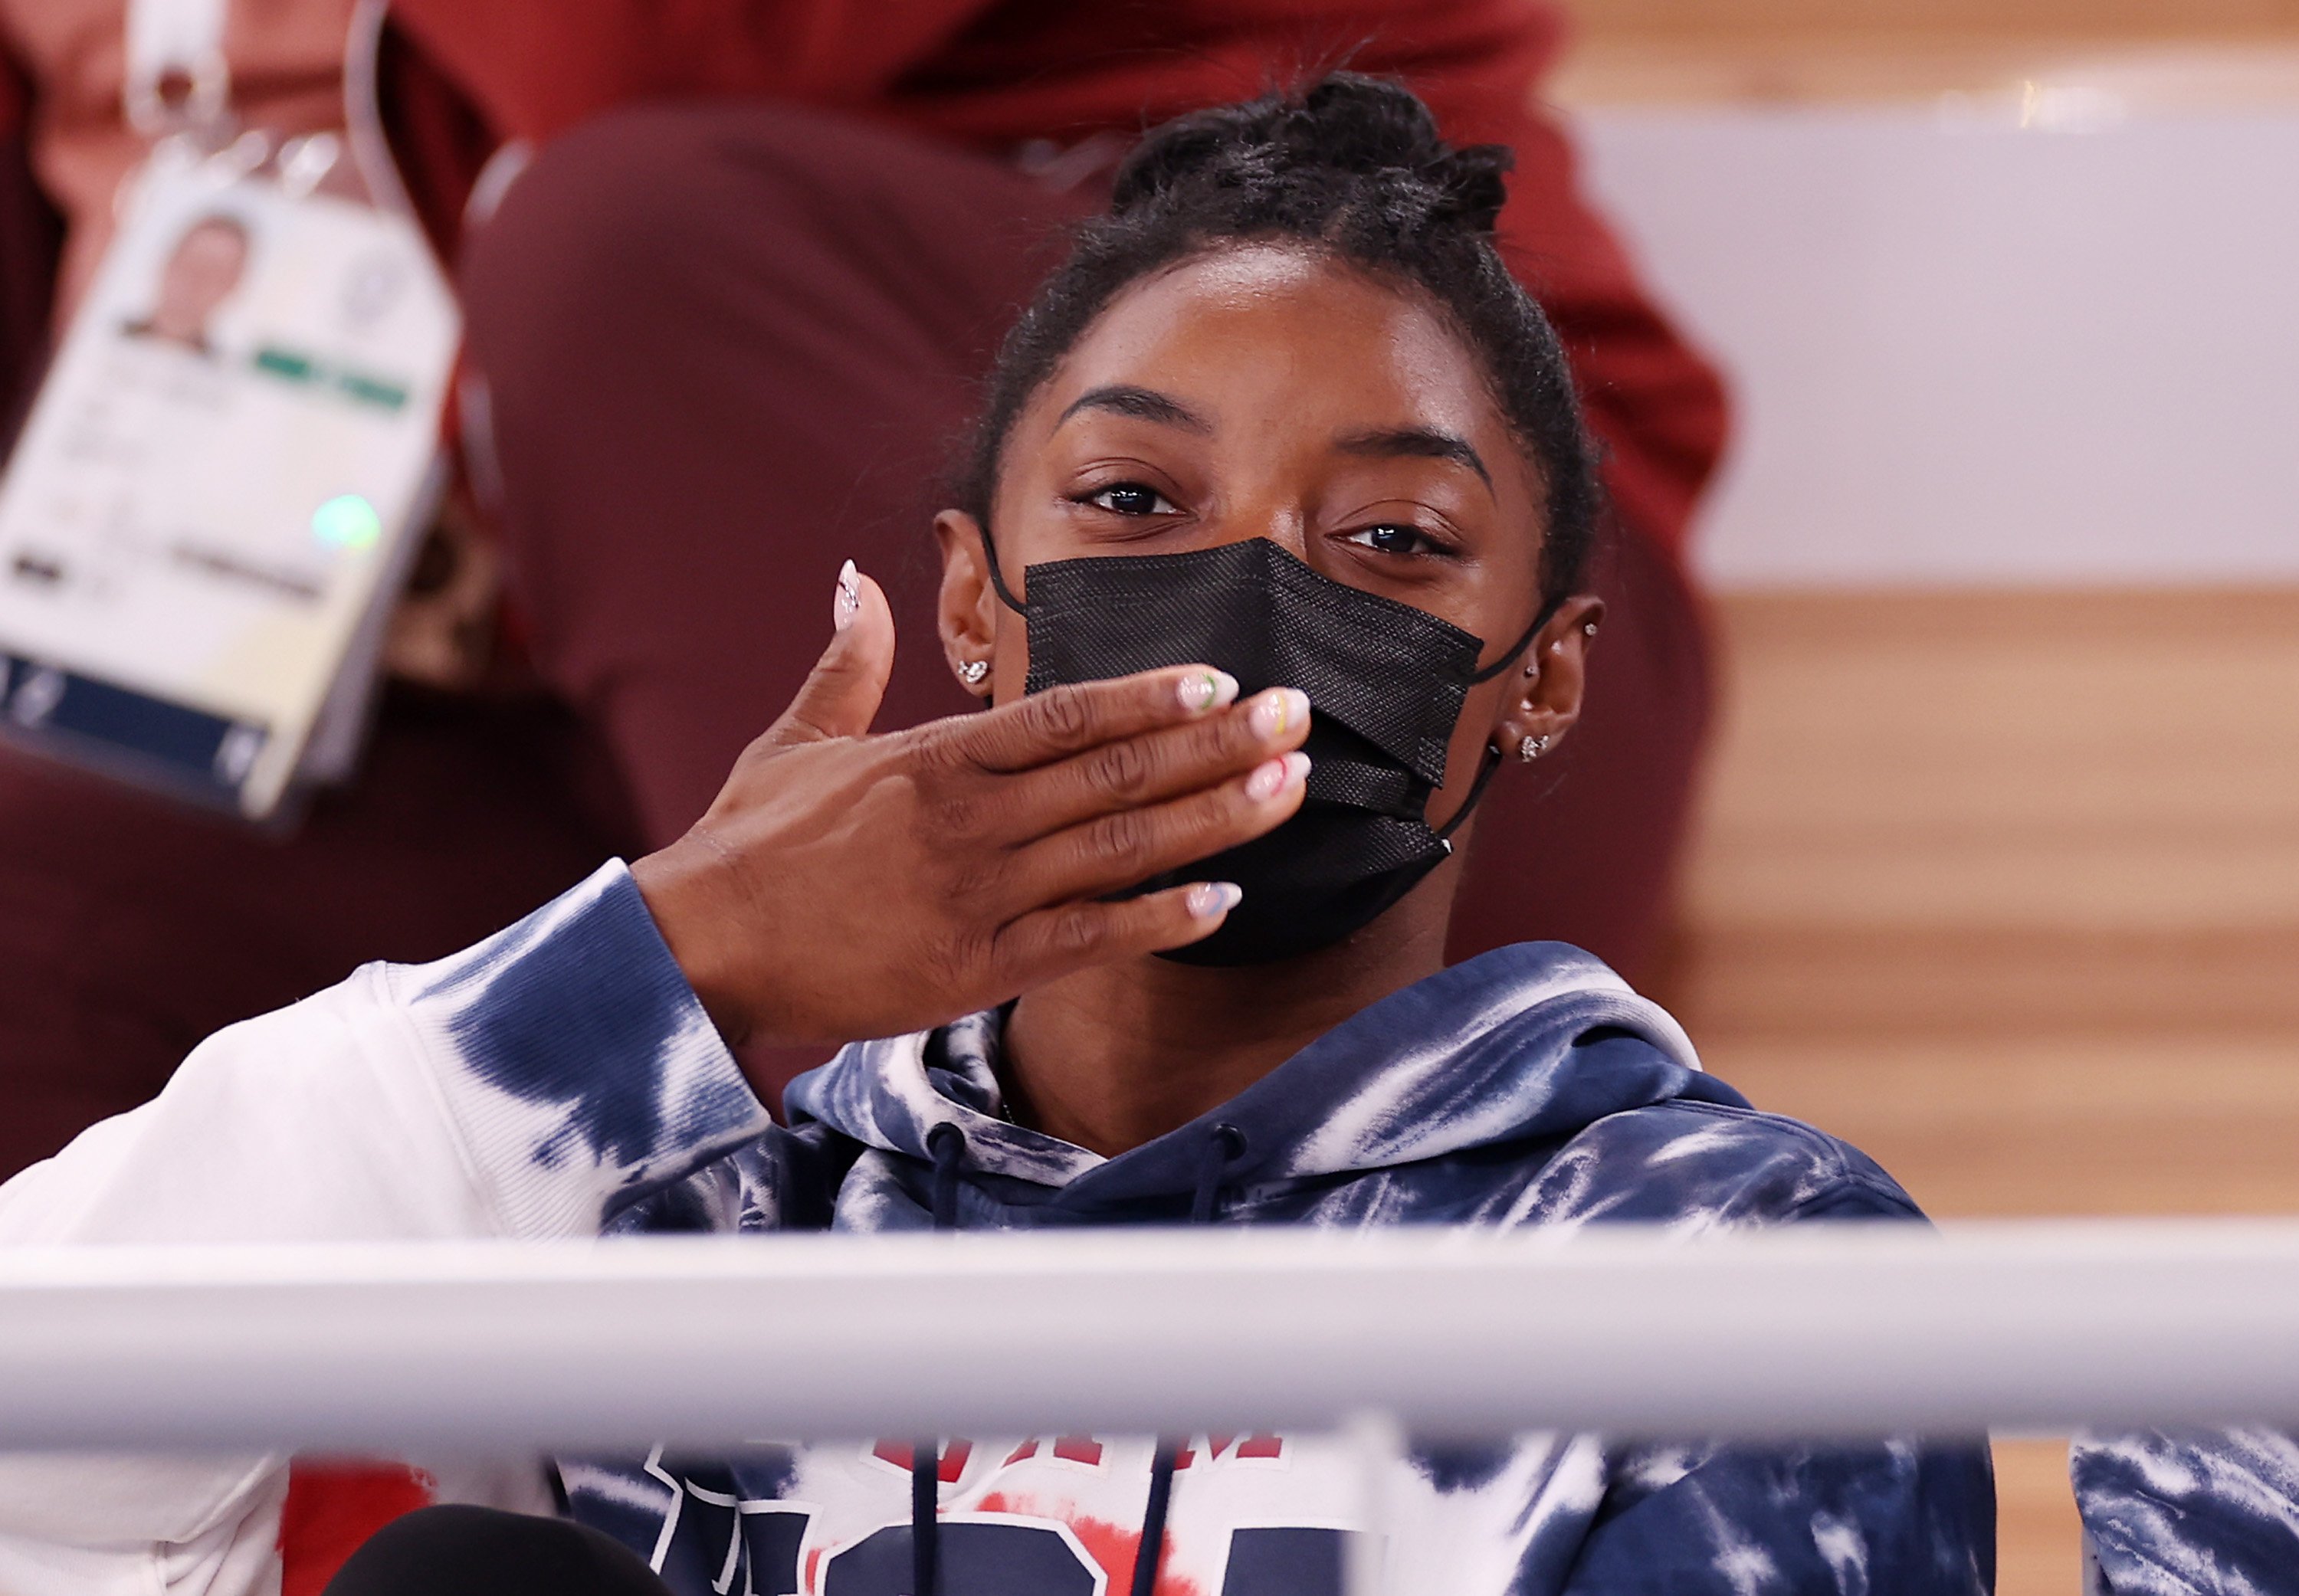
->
[1111, 71, 1514, 238]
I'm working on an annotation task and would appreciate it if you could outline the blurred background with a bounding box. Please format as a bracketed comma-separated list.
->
[1554, 1, 2299, 1586]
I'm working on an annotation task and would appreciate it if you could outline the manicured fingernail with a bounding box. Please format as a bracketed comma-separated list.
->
[834, 559, 861, 632]
[1178, 670, 1238, 713]
[1245, 755, 1292, 801]
[1187, 881, 1244, 919]
[1248, 687, 1310, 740]
[1284, 751, 1311, 786]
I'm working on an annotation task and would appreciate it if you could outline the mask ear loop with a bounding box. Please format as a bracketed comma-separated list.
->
[978, 525, 1028, 615]
[1466, 592, 1564, 686]
[1432, 743, 1503, 852]
[1434, 592, 1567, 852]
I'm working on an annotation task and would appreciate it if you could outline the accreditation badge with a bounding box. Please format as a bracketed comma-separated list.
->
[0, 138, 457, 820]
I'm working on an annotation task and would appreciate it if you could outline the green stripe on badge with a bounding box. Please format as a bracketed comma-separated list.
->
[333, 372, 408, 411]
[252, 347, 319, 382]
[249, 349, 408, 411]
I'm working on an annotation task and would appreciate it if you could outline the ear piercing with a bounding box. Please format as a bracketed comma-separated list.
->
[1527, 624, 1596, 675]
[1521, 621, 1596, 677]
[1518, 733, 1550, 762]
[959, 660, 989, 686]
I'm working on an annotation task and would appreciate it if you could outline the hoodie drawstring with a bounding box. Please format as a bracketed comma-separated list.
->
[927, 1122, 966, 1231]
[1188, 1122, 1245, 1224]
[1132, 1122, 1248, 1596]
[913, 1122, 968, 1595]
[909, 1119, 1248, 1596]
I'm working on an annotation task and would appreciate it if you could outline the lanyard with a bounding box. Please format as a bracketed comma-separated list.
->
[124, 0, 231, 137]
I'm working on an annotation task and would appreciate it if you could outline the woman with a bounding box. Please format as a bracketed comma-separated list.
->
[0, 0, 1727, 1181]
[0, 77, 1991, 1595]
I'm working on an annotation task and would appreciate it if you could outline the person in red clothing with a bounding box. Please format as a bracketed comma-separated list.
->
[0, 0, 1725, 1175]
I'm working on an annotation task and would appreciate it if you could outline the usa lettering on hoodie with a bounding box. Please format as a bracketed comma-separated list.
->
[0, 862, 1995, 1594]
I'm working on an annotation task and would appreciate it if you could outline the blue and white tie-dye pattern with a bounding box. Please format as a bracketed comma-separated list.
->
[2073, 1428, 2299, 1594]
[400, 863, 777, 1237]
[494, 872, 1992, 1594]
[0, 863, 1996, 1594]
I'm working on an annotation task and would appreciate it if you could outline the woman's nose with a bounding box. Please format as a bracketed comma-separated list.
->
[1191, 502, 1310, 562]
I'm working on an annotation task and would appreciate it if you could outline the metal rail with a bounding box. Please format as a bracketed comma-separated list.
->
[2, 1220, 2294, 1452]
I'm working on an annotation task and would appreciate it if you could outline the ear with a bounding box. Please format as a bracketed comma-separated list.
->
[1491, 595, 1605, 762]
[933, 510, 1001, 701]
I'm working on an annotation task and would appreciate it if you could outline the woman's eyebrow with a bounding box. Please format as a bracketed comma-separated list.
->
[1333, 426, 1493, 490]
[1056, 384, 1212, 434]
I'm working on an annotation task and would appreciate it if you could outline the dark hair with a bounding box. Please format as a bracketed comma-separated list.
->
[955, 72, 1602, 609]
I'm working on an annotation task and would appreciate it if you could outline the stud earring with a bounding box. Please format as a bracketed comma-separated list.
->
[1582, 620, 1599, 638]
[1521, 661, 1540, 679]
[959, 660, 989, 686]
[1518, 733, 1550, 762]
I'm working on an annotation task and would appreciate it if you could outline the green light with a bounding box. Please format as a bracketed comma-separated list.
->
[312, 493, 382, 551]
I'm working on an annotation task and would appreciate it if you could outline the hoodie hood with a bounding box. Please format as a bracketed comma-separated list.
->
[783, 940, 1738, 1217]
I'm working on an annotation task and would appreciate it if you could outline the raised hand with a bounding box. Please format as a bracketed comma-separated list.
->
[631, 562, 1310, 1062]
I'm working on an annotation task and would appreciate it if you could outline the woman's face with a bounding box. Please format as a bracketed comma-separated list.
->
[937, 244, 1596, 834]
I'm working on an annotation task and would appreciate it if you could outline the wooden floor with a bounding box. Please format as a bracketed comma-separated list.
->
[1664, 587, 2299, 1591]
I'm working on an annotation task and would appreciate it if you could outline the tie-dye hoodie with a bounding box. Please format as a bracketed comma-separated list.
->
[0, 862, 1994, 1594]
[2071, 1429, 2299, 1594]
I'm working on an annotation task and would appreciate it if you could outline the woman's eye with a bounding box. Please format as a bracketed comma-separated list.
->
[1081, 483, 1178, 516]
[1346, 523, 1439, 557]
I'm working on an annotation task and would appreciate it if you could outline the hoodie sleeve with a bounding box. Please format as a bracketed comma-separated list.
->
[2071, 1426, 2299, 1594]
[0, 860, 772, 1595]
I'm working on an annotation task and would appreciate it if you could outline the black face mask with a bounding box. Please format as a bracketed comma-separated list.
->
[982, 534, 1549, 965]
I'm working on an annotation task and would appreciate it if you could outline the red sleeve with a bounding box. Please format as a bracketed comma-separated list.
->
[0, 38, 24, 142]
[385, 0, 999, 144]
[277, 1462, 437, 1596]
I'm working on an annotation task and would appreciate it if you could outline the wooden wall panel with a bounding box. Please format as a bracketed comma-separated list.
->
[1569, 0, 2299, 45]
[1554, 0, 2299, 101]
[1674, 587, 2299, 1218]
[1666, 587, 2299, 1592]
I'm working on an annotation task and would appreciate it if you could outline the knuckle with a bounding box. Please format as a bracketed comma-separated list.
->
[1086, 808, 1150, 869]
[885, 758, 970, 836]
[897, 719, 966, 769]
[1026, 687, 1095, 747]
[1046, 909, 1106, 962]
[1216, 775, 1260, 824]
[920, 928, 979, 993]
[945, 852, 1009, 908]
[926, 787, 979, 841]
[1202, 707, 1256, 765]
[876, 769, 931, 827]
[1086, 738, 1155, 802]
[1176, 788, 1247, 855]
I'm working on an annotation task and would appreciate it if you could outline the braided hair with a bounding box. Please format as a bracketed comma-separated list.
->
[955, 71, 1602, 606]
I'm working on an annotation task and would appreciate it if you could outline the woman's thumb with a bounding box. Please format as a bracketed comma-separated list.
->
[769, 559, 894, 745]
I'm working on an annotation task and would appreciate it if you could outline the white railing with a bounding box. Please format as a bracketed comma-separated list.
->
[5, 1219, 2298, 1453]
